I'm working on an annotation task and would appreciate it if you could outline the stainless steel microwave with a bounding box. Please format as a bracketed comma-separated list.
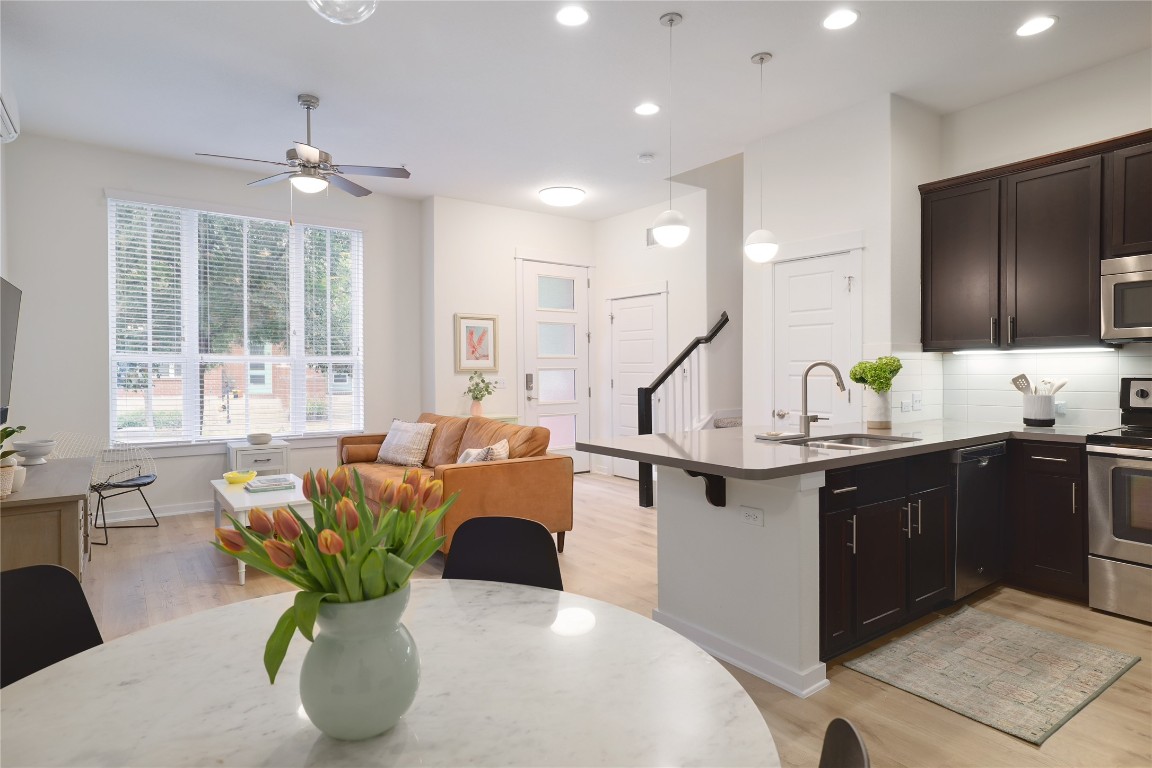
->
[1102, 253, 1152, 342]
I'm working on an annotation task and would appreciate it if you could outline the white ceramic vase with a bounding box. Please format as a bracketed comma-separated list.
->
[298, 585, 420, 741]
[865, 388, 892, 429]
[9, 464, 26, 494]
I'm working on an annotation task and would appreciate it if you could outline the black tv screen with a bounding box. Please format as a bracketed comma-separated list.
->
[1, 277, 21, 425]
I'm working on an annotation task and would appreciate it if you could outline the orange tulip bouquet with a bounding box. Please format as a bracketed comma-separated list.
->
[214, 467, 456, 683]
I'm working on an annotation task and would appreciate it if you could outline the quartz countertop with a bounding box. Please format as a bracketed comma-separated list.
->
[576, 420, 1105, 481]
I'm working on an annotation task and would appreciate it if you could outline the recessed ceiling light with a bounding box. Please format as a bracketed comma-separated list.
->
[556, 6, 589, 26]
[1016, 15, 1057, 36]
[634, 102, 660, 116]
[539, 187, 586, 206]
[822, 9, 858, 30]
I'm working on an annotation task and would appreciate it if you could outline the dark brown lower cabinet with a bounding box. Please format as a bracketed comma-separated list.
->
[819, 453, 954, 661]
[1008, 442, 1088, 602]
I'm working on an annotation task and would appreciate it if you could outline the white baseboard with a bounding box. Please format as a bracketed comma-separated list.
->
[653, 609, 829, 698]
[96, 498, 212, 524]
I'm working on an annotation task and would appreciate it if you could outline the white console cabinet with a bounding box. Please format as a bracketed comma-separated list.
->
[227, 440, 290, 475]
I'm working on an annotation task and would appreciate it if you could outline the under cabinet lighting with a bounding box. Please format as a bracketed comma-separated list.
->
[951, 347, 1115, 356]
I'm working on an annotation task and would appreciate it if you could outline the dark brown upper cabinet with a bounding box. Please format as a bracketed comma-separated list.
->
[922, 181, 1000, 350]
[1002, 156, 1101, 348]
[1105, 142, 1152, 258]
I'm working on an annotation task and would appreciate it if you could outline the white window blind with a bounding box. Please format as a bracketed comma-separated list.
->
[108, 199, 363, 442]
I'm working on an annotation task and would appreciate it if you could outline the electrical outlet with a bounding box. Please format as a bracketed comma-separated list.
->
[1055, 400, 1067, 416]
[912, 391, 923, 412]
[740, 506, 764, 527]
[901, 400, 912, 412]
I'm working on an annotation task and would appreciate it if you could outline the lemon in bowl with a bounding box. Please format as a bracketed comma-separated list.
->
[224, 470, 257, 485]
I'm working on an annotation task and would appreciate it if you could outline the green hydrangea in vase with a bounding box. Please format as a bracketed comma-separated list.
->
[849, 356, 902, 429]
[464, 371, 495, 416]
[214, 466, 456, 740]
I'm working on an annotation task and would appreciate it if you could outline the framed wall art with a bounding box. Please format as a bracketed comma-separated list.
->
[454, 314, 498, 372]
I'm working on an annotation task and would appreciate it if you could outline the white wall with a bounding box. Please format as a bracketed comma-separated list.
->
[589, 190, 708, 473]
[941, 49, 1152, 177]
[675, 155, 744, 414]
[742, 96, 892, 427]
[425, 196, 594, 417]
[3, 134, 423, 518]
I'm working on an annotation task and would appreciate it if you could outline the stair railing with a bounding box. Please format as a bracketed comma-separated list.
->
[635, 311, 729, 508]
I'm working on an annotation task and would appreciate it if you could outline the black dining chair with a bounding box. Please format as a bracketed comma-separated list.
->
[818, 717, 870, 768]
[1, 564, 104, 688]
[442, 516, 564, 591]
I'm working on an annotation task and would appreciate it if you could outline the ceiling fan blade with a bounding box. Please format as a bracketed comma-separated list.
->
[247, 172, 293, 187]
[196, 152, 289, 167]
[337, 164, 411, 179]
[326, 173, 372, 197]
[294, 142, 322, 164]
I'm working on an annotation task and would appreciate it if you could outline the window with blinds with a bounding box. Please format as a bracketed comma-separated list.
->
[108, 199, 363, 442]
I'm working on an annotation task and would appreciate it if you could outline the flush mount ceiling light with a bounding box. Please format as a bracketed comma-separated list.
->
[1016, 15, 1057, 36]
[289, 168, 329, 194]
[556, 6, 590, 26]
[539, 186, 586, 206]
[744, 52, 779, 264]
[634, 102, 660, 116]
[307, 0, 377, 25]
[651, 12, 690, 249]
[822, 9, 859, 30]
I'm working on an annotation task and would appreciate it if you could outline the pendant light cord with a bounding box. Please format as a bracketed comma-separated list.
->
[667, 16, 674, 208]
[758, 57, 764, 229]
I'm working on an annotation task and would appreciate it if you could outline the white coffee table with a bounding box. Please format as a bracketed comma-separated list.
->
[210, 476, 310, 585]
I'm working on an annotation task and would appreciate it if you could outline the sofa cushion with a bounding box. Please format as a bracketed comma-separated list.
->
[457, 438, 510, 464]
[376, 419, 434, 467]
[418, 413, 469, 468]
[459, 417, 550, 459]
[344, 444, 381, 464]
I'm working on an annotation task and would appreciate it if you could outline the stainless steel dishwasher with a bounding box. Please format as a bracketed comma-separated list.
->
[952, 442, 1008, 599]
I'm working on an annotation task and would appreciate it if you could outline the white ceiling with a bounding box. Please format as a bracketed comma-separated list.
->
[3, 1, 1149, 220]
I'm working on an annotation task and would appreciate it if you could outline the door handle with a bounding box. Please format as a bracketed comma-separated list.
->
[916, 499, 923, 534]
[832, 486, 857, 494]
[1032, 456, 1067, 462]
[902, 504, 912, 538]
[1008, 315, 1016, 344]
[1071, 482, 1076, 514]
[990, 316, 997, 345]
[847, 515, 857, 554]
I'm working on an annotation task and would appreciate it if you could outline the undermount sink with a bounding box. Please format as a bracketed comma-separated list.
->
[781, 434, 921, 450]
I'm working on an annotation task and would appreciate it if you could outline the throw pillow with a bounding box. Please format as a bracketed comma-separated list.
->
[377, 419, 435, 467]
[456, 438, 510, 464]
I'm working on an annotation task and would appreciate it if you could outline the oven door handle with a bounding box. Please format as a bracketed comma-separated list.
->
[1087, 445, 1152, 460]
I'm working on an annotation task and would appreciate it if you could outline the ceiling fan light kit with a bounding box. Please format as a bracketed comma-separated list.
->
[650, 11, 689, 249]
[744, 51, 779, 263]
[195, 93, 409, 199]
[307, 0, 377, 26]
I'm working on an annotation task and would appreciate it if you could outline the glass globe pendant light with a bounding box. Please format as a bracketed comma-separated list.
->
[744, 52, 779, 263]
[651, 12, 690, 249]
[307, 0, 377, 26]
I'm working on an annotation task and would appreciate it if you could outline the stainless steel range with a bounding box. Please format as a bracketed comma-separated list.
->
[1086, 378, 1152, 622]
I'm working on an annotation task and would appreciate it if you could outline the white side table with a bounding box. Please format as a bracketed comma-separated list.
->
[210, 476, 310, 585]
[227, 439, 290, 475]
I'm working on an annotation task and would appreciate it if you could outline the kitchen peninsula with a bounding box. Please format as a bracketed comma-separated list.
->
[577, 420, 1097, 697]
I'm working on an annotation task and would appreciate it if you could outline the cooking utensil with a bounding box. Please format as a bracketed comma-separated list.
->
[1038, 378, 1055, 395]
[1011, 374, 1032, 394]
[1051, 378, 1068, 394]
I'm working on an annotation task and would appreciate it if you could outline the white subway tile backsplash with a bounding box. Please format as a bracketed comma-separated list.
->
[1119, 354, 1152, 375]
[968, 389, 1022, 407]
[943, 404, 968, 421]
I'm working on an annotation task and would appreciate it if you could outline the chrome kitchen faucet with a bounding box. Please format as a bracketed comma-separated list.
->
[800, 361, 847, 436]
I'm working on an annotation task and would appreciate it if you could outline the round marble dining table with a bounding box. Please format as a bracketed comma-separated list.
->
[1, 578, 780, 767]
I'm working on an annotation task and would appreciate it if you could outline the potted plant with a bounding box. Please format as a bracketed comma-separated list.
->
[464, 371, 495, 416]
[0, 424, 26, 497]
[849, 356, 903, 429]
[214, 467, 456, 740]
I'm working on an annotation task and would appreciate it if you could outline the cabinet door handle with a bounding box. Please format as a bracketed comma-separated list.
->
[832, 486, 857, 494]
[848, 515, 857, 554]
[253, 458, 272, 463]
[902, 504, 912, 538]
[916, 499, 923, 534]
[990, 316, 997, 345]
[1031, 455, 1067, 462]
[1008, 315, 1016, 344]
[1071, 482, 1076, 514]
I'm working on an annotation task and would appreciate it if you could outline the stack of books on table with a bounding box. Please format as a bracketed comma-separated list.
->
[245, 475, 295, 493]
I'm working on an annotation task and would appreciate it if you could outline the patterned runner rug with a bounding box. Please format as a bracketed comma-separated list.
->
[844, 606, 1140, 744]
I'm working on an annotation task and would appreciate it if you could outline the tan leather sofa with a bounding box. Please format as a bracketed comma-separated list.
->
[337, 413, 573, 553]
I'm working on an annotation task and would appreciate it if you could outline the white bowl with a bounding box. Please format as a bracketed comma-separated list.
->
[12, 439, 56, 465]
[247, 433, 272, 445]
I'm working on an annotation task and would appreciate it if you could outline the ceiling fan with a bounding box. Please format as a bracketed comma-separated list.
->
[196, 93, 409, 197]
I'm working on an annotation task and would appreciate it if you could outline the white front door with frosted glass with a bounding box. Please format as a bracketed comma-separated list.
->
[771, 251, 862, 430]
[517, 261, 590, 472]
[609, 292, 667, 480]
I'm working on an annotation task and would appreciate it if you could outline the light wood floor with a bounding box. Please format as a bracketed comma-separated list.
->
[82, 473, 1151, 767]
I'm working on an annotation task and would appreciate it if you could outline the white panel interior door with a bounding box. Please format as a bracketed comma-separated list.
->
[771, 252, 861, 430]
[609, 293, 668, 480]
[518, 262, 590, 472]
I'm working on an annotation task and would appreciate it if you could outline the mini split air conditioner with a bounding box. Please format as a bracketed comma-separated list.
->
[0, 94, 19, 143]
